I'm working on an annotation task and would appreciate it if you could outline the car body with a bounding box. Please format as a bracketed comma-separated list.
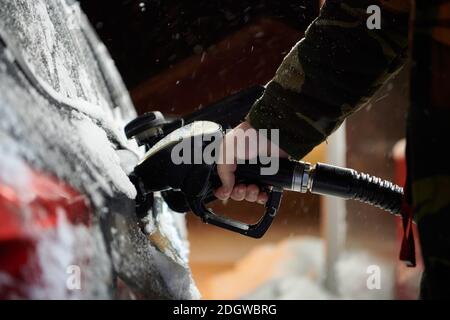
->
[0, 0, 197, 299]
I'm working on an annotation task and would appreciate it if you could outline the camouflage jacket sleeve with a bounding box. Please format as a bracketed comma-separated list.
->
[247, 0, 411, 159]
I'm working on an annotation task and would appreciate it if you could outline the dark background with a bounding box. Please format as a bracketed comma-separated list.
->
[80, 0, 318, 88]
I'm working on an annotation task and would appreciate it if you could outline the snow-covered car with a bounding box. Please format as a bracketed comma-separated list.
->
[0, 0, 198, 299]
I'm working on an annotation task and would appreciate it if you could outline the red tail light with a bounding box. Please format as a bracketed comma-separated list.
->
[0, 166, 91, 299]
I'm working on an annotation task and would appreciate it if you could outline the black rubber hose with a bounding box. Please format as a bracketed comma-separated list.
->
[310, 163, 403, 215]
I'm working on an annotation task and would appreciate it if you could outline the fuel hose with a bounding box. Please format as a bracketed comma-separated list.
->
[234, 159, 403, 215]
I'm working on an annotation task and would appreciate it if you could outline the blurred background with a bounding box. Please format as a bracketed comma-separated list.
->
[80, 0, 421, 299]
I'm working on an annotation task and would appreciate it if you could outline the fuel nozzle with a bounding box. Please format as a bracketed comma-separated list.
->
[125, 86, 404, 239]
[128, 119, 404, 239]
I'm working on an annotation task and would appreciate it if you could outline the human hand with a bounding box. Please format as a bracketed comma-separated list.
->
[213, 121, 288, 204]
